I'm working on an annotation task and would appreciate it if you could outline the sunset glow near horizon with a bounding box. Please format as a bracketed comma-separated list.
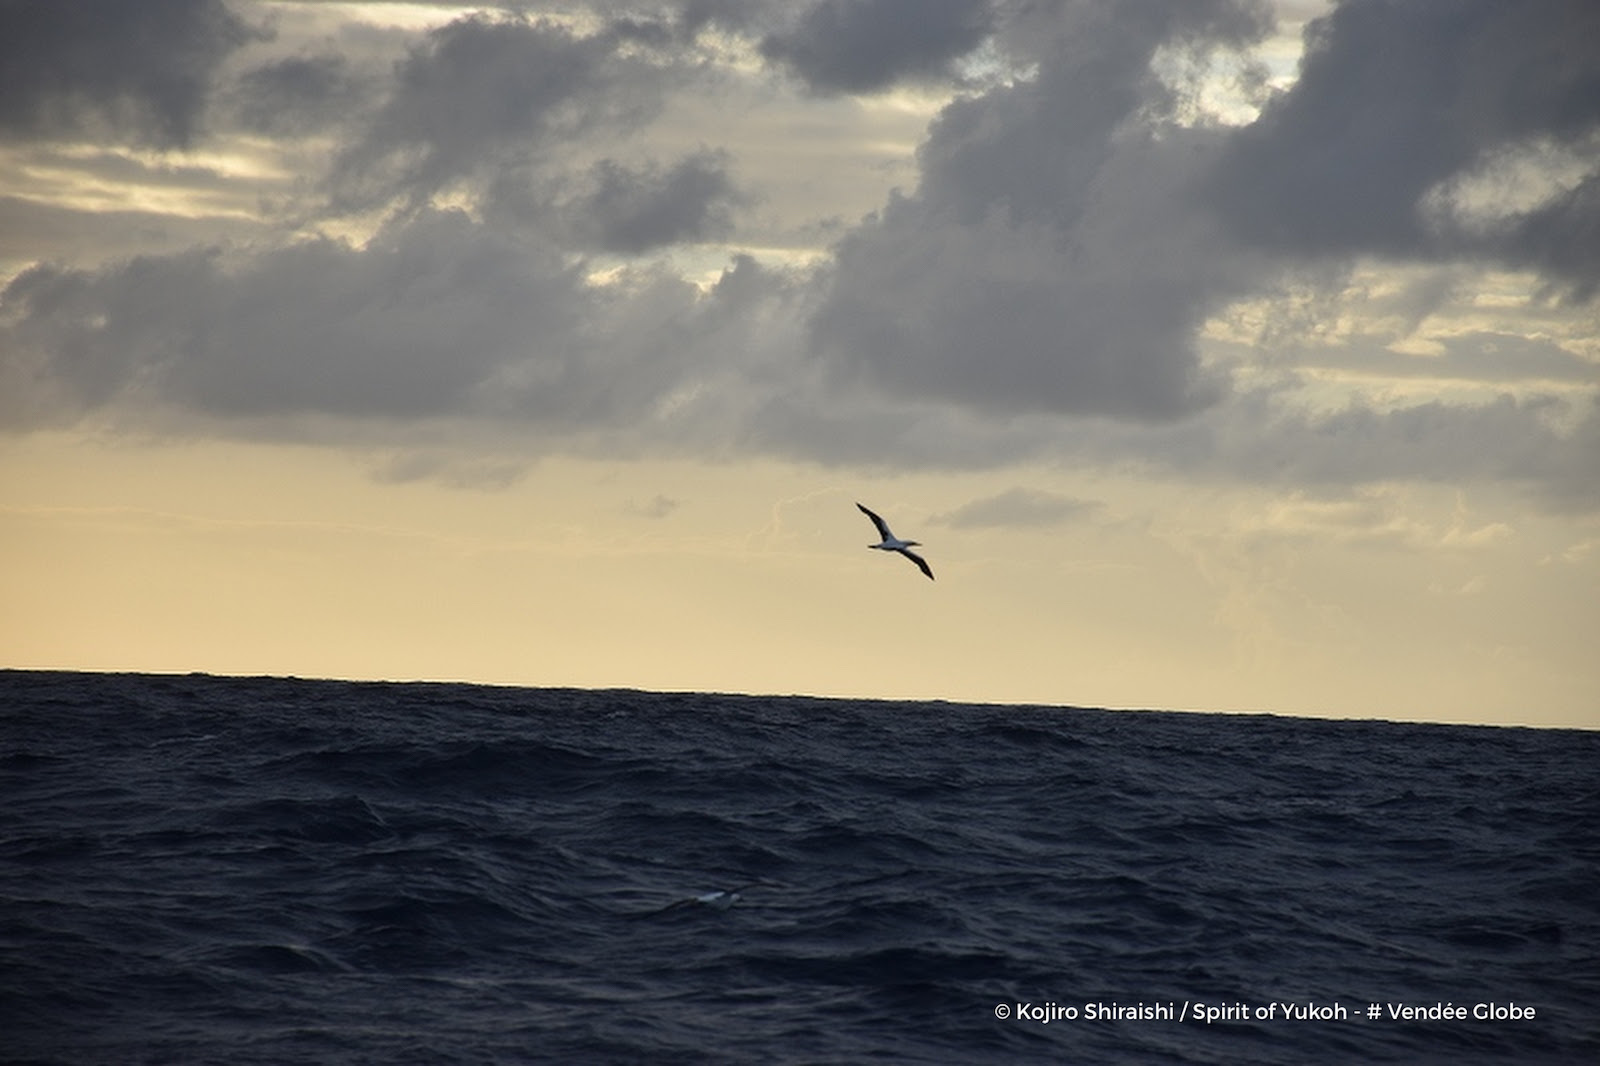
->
[2, 1, 1597, 728]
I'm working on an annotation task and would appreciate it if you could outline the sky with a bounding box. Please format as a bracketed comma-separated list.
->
[2, 0, 1597, 728]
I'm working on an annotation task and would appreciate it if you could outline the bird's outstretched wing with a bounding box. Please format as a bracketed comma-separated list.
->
[900, 548, 934, 581]
[856, 502, 892, 541]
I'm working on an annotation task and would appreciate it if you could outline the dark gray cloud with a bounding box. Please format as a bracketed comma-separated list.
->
[929, 0, 1267, 230]
[227, 54, 372, 137]
[0, 0, 260, 148]
[0, 216, 809, 449]
[811, 177, 1228, 420]
[1, 210, 585, 424]
[759, 0, 994, 95]
[571, 151, 744, 253]
[484, 150, 744, 251]
[1501, 170, 1600, 300]
[810, 1, 1273, 420]
[329, 15, 663, 211]
[1208, 0, 1600, 294]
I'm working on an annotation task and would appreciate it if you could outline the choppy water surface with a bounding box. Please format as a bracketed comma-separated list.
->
[2, 671, 1596, 1063]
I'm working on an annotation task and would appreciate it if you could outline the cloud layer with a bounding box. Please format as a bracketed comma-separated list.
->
[759, 0, 995, 94]
[2, 0, 1596, 508]
[0, 0, 260, 148]
[1208, 0, 1600, 295]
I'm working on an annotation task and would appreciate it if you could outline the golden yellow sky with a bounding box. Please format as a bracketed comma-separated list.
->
[2, 2, 1597, 727]
[5, 431, 1594, 727]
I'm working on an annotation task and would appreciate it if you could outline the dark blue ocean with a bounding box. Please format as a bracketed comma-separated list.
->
[2, 671, 1596, 1064]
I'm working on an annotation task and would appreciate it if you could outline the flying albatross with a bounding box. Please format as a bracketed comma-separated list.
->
[857, 502, 934, 581]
